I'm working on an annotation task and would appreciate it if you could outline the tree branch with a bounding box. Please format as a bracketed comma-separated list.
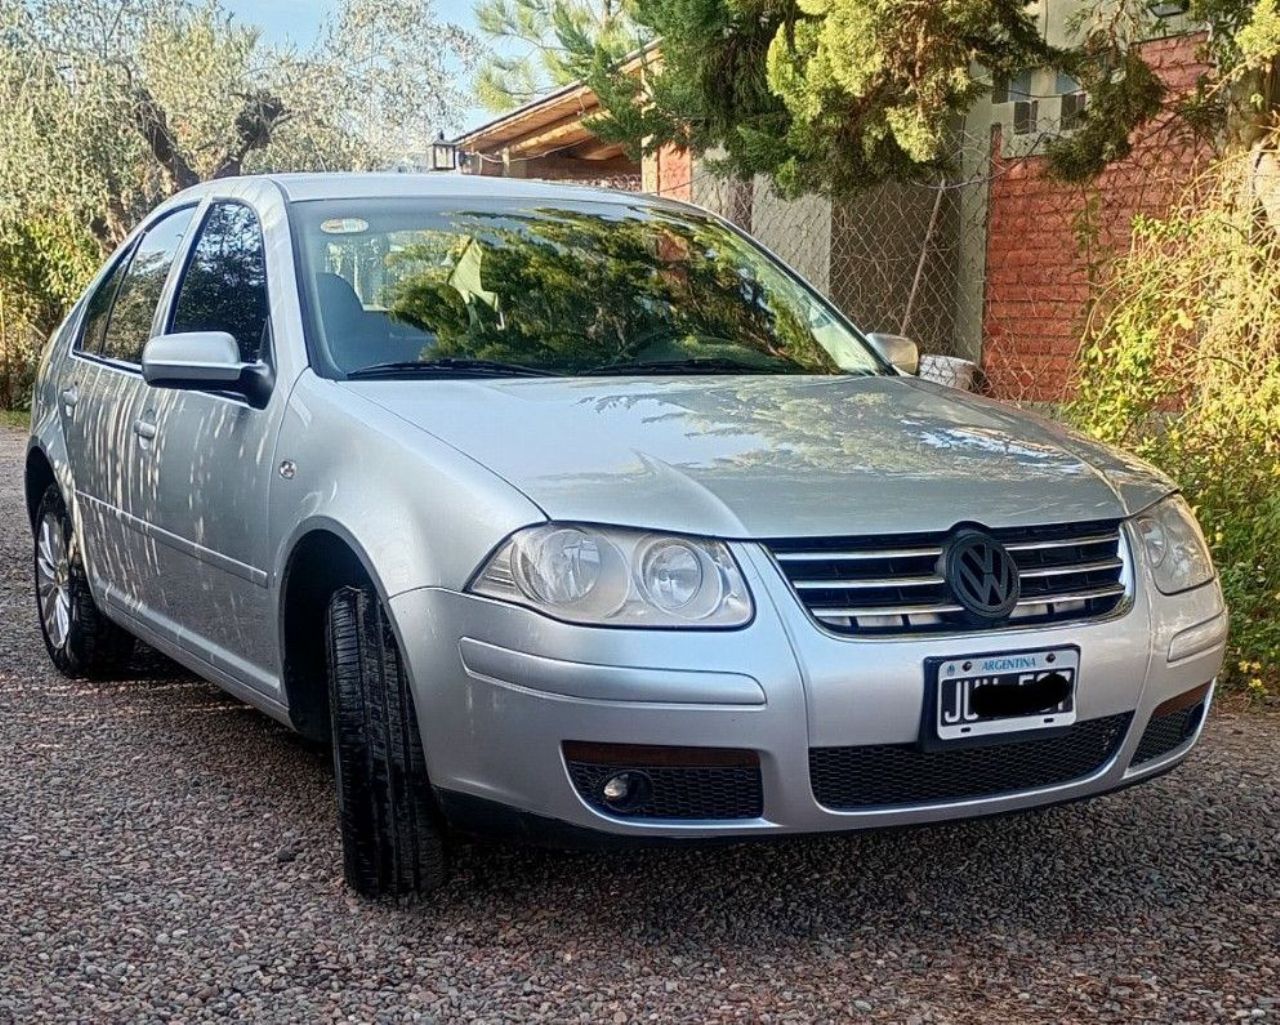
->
[131, 85, 200, 191]
[211, 90, 290, 179]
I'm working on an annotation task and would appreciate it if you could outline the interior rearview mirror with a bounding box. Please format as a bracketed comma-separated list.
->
[141, 331, 272, 408]
[865, 332, 920, 376]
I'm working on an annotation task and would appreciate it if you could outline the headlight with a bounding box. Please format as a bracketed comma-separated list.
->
[469, 524, 753, 627]
[1134, 495, 1215, 594]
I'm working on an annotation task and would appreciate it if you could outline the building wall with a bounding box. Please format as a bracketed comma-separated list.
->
[649, 145, 693, 200]
[464, 151, 641, 191]
[982, 32, 1211, 401]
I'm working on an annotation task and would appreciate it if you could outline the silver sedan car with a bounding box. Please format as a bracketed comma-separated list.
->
[27, 174, 1227, 896]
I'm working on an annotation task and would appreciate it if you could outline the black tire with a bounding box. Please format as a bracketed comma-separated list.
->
[33, 484, 133, 678]
[325, 584, 448, 896]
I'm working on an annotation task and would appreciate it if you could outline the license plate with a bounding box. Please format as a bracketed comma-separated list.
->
[928, 646, 1078, 743]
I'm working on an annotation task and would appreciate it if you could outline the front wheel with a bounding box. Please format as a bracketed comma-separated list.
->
[325, 584, 448, 897]
[34, 484, 134, 677]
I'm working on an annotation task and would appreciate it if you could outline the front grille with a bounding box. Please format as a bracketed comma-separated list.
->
[565, 747, 762, 820]
[1132, 700, 1206, 766]
[767, 519, 1129, 636]
[810, 713, 1132, 810]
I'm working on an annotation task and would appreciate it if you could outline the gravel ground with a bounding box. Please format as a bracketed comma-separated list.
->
[0, 427, 1277, 1025]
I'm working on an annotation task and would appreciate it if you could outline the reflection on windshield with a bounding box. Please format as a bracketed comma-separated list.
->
[294, 200, 884, 378]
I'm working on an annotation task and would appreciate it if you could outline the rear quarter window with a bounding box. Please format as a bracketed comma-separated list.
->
[77, 253, 131, 355]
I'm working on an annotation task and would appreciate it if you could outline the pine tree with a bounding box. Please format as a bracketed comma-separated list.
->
[573, 0, 1258, 195]
[473, 0, 648, 112]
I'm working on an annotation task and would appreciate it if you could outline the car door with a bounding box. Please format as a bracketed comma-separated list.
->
[60, 206, 197, 609]
[131, 197, 288, 695]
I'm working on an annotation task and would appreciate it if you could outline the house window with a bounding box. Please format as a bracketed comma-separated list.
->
[1060, 91, 1088, 130]
[994, 71, 1038, 135]
[1056, 73, 1087, 131]
[1012, 98, 1039, 135]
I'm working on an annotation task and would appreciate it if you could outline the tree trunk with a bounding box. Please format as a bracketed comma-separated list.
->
[1250, 143, 1280, 236]
[132, 86, 199, 192]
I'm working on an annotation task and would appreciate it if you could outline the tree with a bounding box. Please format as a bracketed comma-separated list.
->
[576, 0, 1274, 196]
[0, 0, 475, 406]
[0, 0, 476, 293]
[472, 0, 644, 112]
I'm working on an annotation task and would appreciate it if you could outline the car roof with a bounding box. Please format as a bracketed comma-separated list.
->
[234, 172, 675, 208]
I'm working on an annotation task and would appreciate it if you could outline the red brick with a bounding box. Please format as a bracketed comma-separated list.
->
[981, 31, 1207, 401]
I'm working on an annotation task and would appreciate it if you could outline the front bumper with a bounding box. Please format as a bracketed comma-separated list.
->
[387, 536, 1227, 840]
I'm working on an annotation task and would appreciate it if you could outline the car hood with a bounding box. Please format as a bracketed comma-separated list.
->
[347, 374, 1175, 538]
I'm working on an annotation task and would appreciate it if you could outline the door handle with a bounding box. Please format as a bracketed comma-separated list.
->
[132, 419, 158, 441]
[60, 385, 79, 408]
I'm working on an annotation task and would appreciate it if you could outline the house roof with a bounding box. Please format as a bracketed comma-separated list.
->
[453, 79, 605, 155]
[261, 173, 655, 204]
[451, 47, 656, 167]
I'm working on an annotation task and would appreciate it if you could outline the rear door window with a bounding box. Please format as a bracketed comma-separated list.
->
[99, 207, 196, 365]
[170, 202, 270, 363]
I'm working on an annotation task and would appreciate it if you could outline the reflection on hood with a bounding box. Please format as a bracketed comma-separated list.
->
[350, 374, 1175, 539]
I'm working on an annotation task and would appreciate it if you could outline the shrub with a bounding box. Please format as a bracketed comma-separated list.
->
[1069, 155, 1280, 696]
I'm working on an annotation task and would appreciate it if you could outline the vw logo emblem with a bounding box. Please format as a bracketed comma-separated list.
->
[944, 530, 1021, 620]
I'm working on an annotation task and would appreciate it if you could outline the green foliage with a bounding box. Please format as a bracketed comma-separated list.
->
[579, 0, 1280, 196]
[0, 216, 99, 334]
[1232, 0, 1280, 67]
[472, 0, 643, 112]
[581, 0, 1060, 196]
[1068, 159, 1280, 695]
[1045, 49, 1165, 181]
[0, 0, 475, 407]
[0, 215, 99, 408]
[382, 207, 840, 371]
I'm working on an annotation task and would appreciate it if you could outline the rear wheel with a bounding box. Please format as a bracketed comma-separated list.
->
[325, 583, 448, 896]
[34, 484, 133, 677]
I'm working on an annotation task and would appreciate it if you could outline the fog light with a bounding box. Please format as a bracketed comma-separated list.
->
[600, 771, 652, 811]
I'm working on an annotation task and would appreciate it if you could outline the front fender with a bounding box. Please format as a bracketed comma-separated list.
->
[268, 372, 547, 600]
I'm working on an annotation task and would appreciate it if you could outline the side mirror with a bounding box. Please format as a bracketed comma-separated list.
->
[866, 332, 920, 376]
[141, 332, 272, 408]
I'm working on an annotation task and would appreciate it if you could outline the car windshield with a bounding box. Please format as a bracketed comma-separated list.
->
[290, 197, 886, 378]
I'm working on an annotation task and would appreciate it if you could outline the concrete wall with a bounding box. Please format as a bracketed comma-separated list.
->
[750, 179, 832, 295]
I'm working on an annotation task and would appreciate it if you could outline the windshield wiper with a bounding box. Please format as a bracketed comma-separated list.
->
[582, 357, 796, 376]
[346, 358, 558, 379]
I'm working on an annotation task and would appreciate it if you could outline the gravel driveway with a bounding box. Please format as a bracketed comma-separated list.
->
[0, 427, 1276, 1025]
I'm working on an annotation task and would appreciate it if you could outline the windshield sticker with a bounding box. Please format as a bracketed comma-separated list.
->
[320, 218, 369, 235]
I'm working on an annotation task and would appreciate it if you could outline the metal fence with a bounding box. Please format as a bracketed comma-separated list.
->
[657, 121, 1202, 403]
[676, 133, 992, 366]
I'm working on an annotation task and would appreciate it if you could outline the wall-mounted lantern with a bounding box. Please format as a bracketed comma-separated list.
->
[430, 131, 459, 172]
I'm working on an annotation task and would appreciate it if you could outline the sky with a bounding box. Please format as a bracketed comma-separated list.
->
[221, 0, 497, 132]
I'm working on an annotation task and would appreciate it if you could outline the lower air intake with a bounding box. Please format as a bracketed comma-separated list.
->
[564, 742, 763, 820]
[1132, 701, 1206, 766]
[810, 713, 1132, 810]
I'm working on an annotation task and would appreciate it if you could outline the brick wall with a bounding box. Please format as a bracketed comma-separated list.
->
[653, 144, 693, 201]
[982, 32, 1211, 402]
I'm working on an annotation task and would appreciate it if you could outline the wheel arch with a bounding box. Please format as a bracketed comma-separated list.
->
[24, 445, 58, 531]
[277, 521, 396, 743]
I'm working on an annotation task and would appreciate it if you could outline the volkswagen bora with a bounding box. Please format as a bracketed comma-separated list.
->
[27, 175, 1227, 895]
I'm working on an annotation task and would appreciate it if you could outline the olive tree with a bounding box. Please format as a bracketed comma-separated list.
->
[0, 0, 476, 248]
[0, 0, 475, 401]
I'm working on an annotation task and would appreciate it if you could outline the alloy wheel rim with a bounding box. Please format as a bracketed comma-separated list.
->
[36, 511, 71, 649]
